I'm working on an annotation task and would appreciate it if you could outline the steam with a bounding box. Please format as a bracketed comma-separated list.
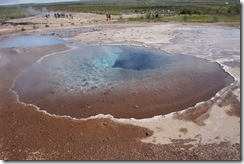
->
[14, 2, 49, 17]
[24, 7, 48, 16]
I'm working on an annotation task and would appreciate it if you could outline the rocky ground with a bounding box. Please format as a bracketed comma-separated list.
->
[0, 13, 241, 160]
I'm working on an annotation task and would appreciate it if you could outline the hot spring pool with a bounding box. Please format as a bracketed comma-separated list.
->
[0, 36, 66, 48]
[13, 45, 234, 119]
[14, 45, 179, 93]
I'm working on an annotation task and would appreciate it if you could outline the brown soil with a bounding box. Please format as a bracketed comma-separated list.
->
[217, 86, 240, 117]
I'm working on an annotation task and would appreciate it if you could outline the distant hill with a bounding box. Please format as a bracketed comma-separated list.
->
[79, 0, 239, 4]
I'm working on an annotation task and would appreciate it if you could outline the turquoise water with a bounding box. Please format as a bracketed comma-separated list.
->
[13, 45, 230, 95]
[13, 45, 233, 96]
[13, 45, 176, 94]
[0, 36, 66, 48]
[12, 45, 234, 119]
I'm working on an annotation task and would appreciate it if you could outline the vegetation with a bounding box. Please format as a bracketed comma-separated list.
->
[121, 14, 239, 23]
[0, 6, 30, 22]
[116, 2, 240, 23]
[0, 0, 240, 23]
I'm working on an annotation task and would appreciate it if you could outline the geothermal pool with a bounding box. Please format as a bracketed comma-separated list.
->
[13, 45, 234, 119]
[0, 36, 66, 48]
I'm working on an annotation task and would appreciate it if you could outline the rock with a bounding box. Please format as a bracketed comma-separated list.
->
[45, 24, 50, 28]
[146, 132, 150, 136]
[33, 25, 39, 29]
[103, 91, 109, 95]
[134, 105, 139, 109]
[91, 86, 98, 89]
[21, 28, 26, 31]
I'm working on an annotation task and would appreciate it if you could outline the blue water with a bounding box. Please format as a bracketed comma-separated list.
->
[12, 45, 235, 119]
[13, 45, 176, 94]
[0, 36, 66, 48]
[112, 47, 168, 70]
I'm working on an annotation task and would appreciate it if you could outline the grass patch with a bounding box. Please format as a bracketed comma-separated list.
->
[0, 7, 26, 22]
[122, 14, 240, 23]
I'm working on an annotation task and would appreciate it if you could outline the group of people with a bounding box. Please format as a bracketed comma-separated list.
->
[106, 14, 112, 21]
[46, 12, 113, 21]
[54, 13, 73, 19]
[45, 13, 74, 19]
[45, 14, 50, 18]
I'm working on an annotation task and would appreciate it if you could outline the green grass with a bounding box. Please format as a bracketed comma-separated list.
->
[120, 14, 240, 23]
[0, 6, 29, 22]
[218, 15, 240, 22]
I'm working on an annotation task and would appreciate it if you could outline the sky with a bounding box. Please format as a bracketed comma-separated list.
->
[0, 0, 81, 6]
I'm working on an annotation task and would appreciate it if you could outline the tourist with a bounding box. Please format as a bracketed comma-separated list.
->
[70, 13, 73, 19]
